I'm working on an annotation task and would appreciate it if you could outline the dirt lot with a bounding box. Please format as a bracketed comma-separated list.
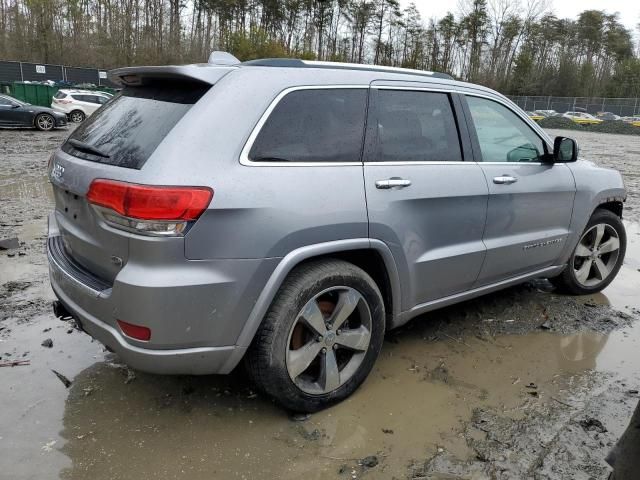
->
[1, 127, 639, 480]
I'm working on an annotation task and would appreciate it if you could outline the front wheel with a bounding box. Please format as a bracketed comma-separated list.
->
[551, 209, 626, 295]
[246, 259, 385, 412]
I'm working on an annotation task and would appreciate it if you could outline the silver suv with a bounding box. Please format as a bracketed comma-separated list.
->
[47, 53, 627, 412]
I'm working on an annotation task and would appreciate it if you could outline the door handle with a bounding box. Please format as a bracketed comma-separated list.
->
[493, 175, 518, 185]
[375, 178, 412, 189]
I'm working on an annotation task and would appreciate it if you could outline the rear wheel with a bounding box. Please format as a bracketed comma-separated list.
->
[551, 209, 626, 295]
[246, 259, 385, 412]
[35, 114, 54, 131]
[69, 110, 85, 123]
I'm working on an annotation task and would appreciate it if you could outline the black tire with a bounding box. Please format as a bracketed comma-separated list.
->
[69, 110, 85, 123]
[246, 259, 385, 412]
[551, 209, 626, 295]
[34, 113, 54, 131]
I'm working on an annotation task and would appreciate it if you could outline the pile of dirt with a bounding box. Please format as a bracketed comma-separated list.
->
[539, 116, 640, 135]
[538, 116, 583, 131]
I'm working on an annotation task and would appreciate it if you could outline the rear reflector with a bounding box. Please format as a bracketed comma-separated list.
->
[117, 320, 151, 341]
[87, 179, 213, 221]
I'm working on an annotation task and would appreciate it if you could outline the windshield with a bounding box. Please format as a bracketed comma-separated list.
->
[61, 81, 209, 169]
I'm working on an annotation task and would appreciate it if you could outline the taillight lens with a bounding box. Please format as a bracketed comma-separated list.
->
[87, 179, 213, 236]
[117, 320, 151, 341]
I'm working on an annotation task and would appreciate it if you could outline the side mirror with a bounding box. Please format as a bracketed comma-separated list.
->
[11, 104, 20, 109]
[553, 136, 578, 162]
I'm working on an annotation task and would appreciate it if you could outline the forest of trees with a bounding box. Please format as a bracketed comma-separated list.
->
[1, 0, 639, 97]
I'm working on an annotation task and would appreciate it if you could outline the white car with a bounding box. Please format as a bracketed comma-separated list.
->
[562, 111, 603, 125]
[51, 89, 112, 123]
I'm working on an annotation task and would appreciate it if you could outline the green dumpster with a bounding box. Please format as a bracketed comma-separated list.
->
[10, 82, 59, 107]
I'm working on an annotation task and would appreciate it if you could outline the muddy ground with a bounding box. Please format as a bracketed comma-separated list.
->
[1, 127, 639, 480]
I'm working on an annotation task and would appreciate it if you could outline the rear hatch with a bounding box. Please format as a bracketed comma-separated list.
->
[49, 66, 232, 284]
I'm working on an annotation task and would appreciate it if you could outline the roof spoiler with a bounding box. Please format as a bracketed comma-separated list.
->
[108, 65, 236, 88]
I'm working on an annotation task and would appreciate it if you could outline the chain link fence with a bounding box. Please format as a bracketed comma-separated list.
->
[507, 96, 640, 117]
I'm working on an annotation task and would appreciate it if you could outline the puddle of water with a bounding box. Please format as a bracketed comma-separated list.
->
[2, 311, 638, 480]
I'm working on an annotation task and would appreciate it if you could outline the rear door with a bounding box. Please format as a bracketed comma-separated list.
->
[363, 85, 489, 309]
[462, 94, 575, 286]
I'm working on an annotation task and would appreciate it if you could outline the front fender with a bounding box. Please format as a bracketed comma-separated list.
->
[560, 160, 626, 264]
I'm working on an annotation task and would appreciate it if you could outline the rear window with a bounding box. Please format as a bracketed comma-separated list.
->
[249, 88, 367, 163]
[62, 82, 209, 169]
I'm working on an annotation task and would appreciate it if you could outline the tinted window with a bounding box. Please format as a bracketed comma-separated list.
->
[62, 82, 209, 169]
[0, 96, 13, 106]
[54, 91, 67, 99]
[467, 96, 546, 163]
[249, 89, 367, 163]
[374, 90, 462, 162]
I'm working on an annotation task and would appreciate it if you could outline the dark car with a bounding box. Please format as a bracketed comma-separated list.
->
[0, 94, 68, 130]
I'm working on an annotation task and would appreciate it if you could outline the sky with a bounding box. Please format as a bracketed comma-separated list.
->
[405, 0, 640, 31]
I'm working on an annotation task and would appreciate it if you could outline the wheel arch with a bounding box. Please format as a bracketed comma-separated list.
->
[596, 199, 624, 218]
[234, 239, 402, 352]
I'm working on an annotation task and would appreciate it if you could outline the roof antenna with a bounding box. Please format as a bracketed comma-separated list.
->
[208, 51, 240, 66]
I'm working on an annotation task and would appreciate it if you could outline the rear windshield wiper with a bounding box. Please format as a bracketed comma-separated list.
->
[68, 139, 110, 158]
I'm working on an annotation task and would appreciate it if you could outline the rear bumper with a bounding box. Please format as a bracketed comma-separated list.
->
[46, 212, 273, 375]
[51, 283, 245, 374]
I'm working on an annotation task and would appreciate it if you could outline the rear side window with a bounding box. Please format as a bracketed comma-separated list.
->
[373, 90, 462, 162]
[62, 82, 209, 169]
[54, 91, 67, 99]
[249, 88, 367, 163]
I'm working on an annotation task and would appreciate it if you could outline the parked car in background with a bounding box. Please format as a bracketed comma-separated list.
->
[47, 53, 627, 412]
[51, 89, 112, 123]
[533, 110, 557, 117]
[0, 94, 67, 130]
[563, 111, 603, 125]
[596, 112, 621, 121]
[526, 111, 544, 122]
[620, 116, 640, 127]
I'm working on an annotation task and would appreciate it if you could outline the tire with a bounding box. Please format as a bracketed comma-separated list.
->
[69, 110, 85, 123]
[35, 113, 54, 131]
[551, 209, 626, 295]
[246, 259, 385, 412]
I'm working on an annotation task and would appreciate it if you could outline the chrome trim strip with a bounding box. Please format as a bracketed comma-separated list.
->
[398, 265, 563, 325]
[239, 83, 553, 167]
[239, 85, 369, 167]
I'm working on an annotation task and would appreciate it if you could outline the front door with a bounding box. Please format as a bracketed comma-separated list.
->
[463, 95, 576, 286]
[364, 86, 489, 309]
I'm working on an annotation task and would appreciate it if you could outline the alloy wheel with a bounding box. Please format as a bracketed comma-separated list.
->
[37, 115, 54, 130]
[285, 286, 372, 395]
[572, 223, 621, 287]
[70, 111, 84, 122]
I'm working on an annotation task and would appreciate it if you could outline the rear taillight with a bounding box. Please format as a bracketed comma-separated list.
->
[87, 179, 213, 236]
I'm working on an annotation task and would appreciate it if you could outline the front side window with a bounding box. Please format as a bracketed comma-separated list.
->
[249, 88, 367, 163]
[374, 90, 462, 162]
[467, 96, 546, 163]
[0, 96, 13, 106]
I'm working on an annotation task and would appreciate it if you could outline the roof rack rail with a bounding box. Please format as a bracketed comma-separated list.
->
[241, 58, 453, 80]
